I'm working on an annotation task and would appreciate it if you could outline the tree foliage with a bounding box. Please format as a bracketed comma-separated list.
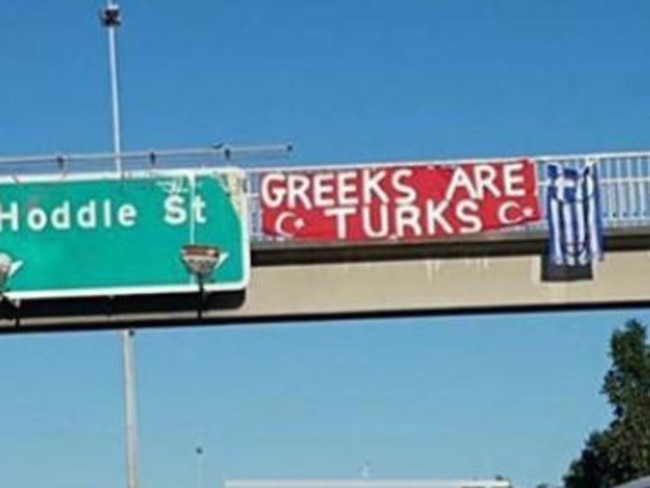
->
[564, 320, 650, 488]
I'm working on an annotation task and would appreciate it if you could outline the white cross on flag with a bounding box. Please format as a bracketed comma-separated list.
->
[546, 161, 604, 266]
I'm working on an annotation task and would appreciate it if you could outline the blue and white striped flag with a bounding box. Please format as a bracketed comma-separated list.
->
[546, 161, 604, 266]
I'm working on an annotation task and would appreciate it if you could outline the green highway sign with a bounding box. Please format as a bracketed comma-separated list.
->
[0, 169, 250, 299]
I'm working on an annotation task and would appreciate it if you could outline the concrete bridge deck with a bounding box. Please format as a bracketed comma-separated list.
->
[1, 227, 648, 333]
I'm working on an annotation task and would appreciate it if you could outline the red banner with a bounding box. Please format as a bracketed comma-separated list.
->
[261, 160, 540, 241]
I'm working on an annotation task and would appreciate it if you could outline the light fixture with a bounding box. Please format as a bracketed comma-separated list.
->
[100, 4, 122, 27]
[0, 253, 20, 324]
[181, 244, 221, 282]
[0, 252, 22, 292]
[181, 244, 222, 321]
[0, 253, 13, 291]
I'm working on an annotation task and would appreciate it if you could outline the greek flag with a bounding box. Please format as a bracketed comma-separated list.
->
[546, 161, 604, 266]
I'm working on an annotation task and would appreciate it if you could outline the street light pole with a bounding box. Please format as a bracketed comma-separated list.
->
[122, 327, 140, 488]
[100, 4, 139, 488]
[103, 0, 123, 171]
[195, 445, 205, 488]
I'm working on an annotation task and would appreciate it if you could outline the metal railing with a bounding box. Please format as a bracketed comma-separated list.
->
[0, 143, 292, 176]
[245, 151, 650, 241]
[536, 152, 650, 229]
[0, 147, 648, 242]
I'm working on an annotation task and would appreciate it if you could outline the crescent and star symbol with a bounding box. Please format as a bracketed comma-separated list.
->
[274, 211, 307, 238]
[498, 201, 536, 225]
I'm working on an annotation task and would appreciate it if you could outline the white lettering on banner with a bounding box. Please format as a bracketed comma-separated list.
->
[291, 200, 526, 241]
[456, 200, 482, 233]
[442, 164, 529, 201]
[445, 167, 478, 201]
[395, 205, 420, 236]
[362, 205, 389, 239]
[426, 200, 453, 235]
[473, 165, 500, 199]
[393, 169, 417, 204]
[261, 160, 540, 241]
[313, 173, 335, 207]
[263, 169, 420, 210]
[323, 207, 355, 239]
[325, 201, 489, 240]
[260, 173, 286, 208]
[264, 163, 534, 210]
[363, 170, 389, 204]
[503, 162, 526, 196]
[338, 171, 357, 206]
[291, 175, 312, 209]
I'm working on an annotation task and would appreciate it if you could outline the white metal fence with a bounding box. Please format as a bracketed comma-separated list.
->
[0, 148, 648, 242]
[536, 152, 650, 228]
[246, 151, 650, 241]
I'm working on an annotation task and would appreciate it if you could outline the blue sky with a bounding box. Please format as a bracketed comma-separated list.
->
[0, 1, 649, 488]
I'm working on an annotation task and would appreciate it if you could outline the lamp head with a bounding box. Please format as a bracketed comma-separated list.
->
[181, 245, 221, 280]
[100, 4, 122, 27]
[0, 253, 13, 291]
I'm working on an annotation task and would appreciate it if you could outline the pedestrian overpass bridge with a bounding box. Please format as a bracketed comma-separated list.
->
[0, 149, 649, 332]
